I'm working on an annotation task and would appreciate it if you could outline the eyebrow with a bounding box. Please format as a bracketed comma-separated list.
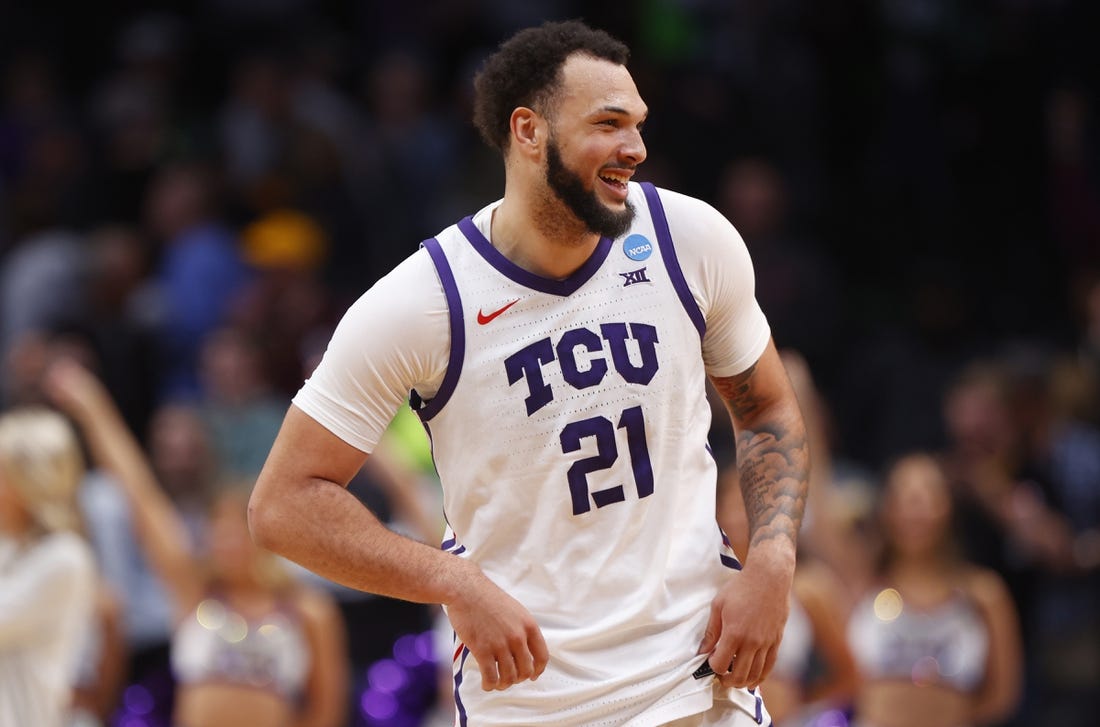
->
[595, 105, 649, 120]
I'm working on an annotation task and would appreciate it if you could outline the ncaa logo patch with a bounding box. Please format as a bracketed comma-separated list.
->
[623, 234, 653, 261]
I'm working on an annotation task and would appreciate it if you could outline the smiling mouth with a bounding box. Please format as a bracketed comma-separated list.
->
[598, 169, 632, 195]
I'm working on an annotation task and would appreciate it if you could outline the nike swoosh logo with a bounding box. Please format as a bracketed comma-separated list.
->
[477, 298, 520, 325]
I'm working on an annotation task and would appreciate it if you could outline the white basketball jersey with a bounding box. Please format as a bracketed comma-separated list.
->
[418, 183, 762, 725]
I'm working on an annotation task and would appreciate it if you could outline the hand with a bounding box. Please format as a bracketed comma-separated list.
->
[697, 558, 792, 690]
[445, 566, 549, 692]
[41, 358, 108, 419]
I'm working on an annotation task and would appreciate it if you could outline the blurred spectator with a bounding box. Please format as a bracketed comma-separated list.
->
[218, 52, 292, 198]
[47, 358, 349, 727]
[774, 350, 879, 617]
[0, 406, 96, 727]
[196, 325, 285, 480]
[146, 402, 218, 534]
[0, 52, 93, 240]
[234, 208, 338, 396]
[67, 581, 126, 727]
[940, 358, 1081, 725]
[144, 161, 252, 400]
[80, 224, 160, 437]
[1010, 349, 1100, 726]
[717, 159, 841, 383]
[351, 47, 463, 279]
[849, 453, 1023, 727]
[0, 229, 87, 389]
[85, 12, 185, 226]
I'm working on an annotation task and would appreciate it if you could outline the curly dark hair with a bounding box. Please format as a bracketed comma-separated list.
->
[472, 20, 630, 154]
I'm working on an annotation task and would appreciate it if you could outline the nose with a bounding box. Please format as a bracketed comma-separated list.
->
[621, 129, 646, 166]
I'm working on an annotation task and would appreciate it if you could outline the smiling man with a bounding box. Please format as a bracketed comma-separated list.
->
[249, 20, 808, 727]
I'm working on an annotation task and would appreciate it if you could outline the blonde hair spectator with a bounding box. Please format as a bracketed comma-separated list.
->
[0, 407, 84, 534]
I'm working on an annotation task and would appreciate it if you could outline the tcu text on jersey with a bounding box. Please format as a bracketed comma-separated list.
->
[504, 321, 660, 516]
[504, 322, 660, 416]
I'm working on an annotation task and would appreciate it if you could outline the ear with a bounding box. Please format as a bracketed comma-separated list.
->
[509, 107, 544, 160]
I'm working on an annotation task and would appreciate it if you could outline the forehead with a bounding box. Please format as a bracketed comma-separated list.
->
[889, 458, 948, 501]
[555, 53, 646, 116]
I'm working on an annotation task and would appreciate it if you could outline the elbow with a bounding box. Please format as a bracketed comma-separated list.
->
[247, 486, 281, 552]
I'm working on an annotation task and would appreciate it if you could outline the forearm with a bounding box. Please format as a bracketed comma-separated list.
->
[734, 397, 808, 567]
[249, 474, 474, 605]
[710, 343, 809, 576]
[45, 361, 200, 609]
[66, 387, 193, 568]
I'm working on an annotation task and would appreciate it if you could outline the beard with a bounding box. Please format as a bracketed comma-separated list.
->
[545, 138, 635, 240]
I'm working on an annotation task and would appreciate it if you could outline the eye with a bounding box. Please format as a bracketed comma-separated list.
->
[597, 118, 619, 128]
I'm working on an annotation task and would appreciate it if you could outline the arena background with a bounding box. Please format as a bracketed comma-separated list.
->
[1, 1, 1098, 726]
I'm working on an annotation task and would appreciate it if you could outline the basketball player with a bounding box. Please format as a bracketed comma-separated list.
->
[249, 20, 809, 726]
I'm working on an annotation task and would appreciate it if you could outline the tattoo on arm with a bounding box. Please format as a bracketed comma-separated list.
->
[720, 363, 759, 419]
[712, 369, 809, 551]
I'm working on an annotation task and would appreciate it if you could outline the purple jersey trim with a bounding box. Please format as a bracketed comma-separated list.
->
[418, 238, 464, 421]
[454, 646, 470, 727]
[457, 216, 613, 297]
[721, 554, 743, 571]
[720, 527, 743, 570]
[640, 183, 706, 338]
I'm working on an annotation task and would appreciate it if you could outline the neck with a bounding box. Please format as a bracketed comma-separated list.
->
[492, 185, 600, 280]
[889, 549, 948, 578]
[218, 570, 269, 598]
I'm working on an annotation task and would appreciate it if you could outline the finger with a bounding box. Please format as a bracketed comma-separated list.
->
[511, 638, 535, 682]
[717, 668, 741, 690]
[743, 647, 768, 689]
[475, 652, 499, 691]
[529, 623, 550, 680]
[495, 647, 519, 690]
[726, 646, 754, 687]
[707, 627, 739, 677]
[751, 645, 779, 689]
[698, 603, 722, 656]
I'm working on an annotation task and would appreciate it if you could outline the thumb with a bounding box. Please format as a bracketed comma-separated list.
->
[697, 603, 722, 655]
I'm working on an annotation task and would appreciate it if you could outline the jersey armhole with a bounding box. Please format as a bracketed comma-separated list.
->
[640, 182, 706, 338]
[414, 238, 464, 421]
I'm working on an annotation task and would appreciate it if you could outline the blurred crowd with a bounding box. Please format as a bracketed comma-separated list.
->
[1, 1, 1098, 726]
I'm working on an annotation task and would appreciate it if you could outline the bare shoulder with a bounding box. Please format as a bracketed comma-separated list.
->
[959, 565, 1013, 610]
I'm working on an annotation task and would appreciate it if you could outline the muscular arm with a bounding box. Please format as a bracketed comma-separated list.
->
[699, 339, 809, 688]
[712, 340, 809, 560]
[248, 406, 548, 691]
[248, 405, 473, 602]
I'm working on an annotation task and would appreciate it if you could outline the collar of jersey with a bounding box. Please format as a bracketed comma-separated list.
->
[457, 216, 613, 297]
